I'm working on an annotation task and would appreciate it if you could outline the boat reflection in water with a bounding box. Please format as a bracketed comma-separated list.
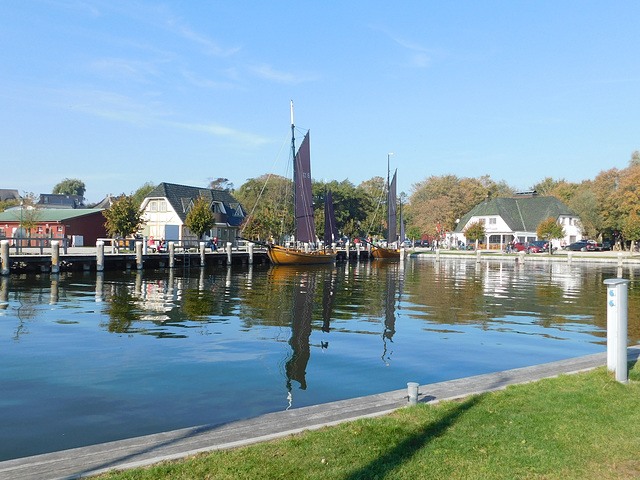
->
[267, 264, 338, 408]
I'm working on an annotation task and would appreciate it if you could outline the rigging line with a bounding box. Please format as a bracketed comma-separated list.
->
[240, 134, 290, 236]
[366, 180, 387, 237]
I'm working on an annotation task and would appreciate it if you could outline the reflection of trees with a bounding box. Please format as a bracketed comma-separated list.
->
[101, 284, 141, 333]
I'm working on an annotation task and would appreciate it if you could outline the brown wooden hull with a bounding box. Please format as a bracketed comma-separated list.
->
[267, 245, 336, 265]
[371, 246, 401, 260]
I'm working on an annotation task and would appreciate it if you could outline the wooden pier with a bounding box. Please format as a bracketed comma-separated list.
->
[0, 240, 374, 274]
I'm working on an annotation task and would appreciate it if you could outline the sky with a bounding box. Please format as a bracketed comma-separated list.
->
[1, 1, 639, 204]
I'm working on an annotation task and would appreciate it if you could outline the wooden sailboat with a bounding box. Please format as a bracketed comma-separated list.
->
[266, 102, 337, 265]
[371, 156, 401, 260]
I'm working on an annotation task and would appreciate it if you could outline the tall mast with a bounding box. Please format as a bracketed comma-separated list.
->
[387, 152, 393, 241]
[291, 100, 297, 237]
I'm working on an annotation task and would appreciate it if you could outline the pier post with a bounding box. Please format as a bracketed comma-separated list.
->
[604, 278, 630, 383]
[518, 251, 525, 264]
[96, 241, 105, 272]
[169, 242, 175, 268]
[567, 251, 573, 265]
[476, 250, 481, 263]
[136, 241, 143, 270]
[200, 242, 206, 267]
[248, 242, 254, 264]
[143, 236, 148, 255]
[356, 242, 361, 259]
[400, 246, 405, 264]
[0, 275, 8, 306]
[346, 242, 350, 260]
[617, 253, 623, 268]
[1, 240, 9, 275]
[226, 242, 232, 265]
[435, 250, 440, 262]
[51, 241, 60, 274]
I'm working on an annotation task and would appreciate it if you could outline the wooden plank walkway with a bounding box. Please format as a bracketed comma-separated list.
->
[1, 347, 638, 480]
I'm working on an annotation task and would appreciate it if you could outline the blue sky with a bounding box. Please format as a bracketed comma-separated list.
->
[2, 1, 639, 204]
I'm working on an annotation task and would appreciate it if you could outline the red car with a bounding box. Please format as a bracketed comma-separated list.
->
[512, 242, 544, 253]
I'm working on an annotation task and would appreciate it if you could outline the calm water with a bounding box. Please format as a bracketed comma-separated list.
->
[1, 258, 639, 461]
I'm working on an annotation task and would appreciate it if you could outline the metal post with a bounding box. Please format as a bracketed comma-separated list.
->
[604, 278, 630, 383]
[226, 242, 232, 265]
[169, 242, 175, 268]
[248, 242, 254, 264]
[407, 382, 419, 405]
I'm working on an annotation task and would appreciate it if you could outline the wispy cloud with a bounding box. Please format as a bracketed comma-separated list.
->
[250, 64, 319, 84]
[174, 122, 271, 147]
[181, 69, 240, 90]
[373, 25, 433, 68]
[89, 58, 163, 82]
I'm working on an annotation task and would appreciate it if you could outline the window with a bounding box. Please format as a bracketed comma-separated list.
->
[489, 218, 496, 225]
[159, 201, 166, 212]
[57, 226, 63, 232]
[150, 201, 157, 212]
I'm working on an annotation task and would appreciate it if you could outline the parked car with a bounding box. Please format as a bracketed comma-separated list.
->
[567, 240, 597, 251]
[402, 239, 412, 248]
[513, 242, 544, 253]
[529, 240, 549, 252]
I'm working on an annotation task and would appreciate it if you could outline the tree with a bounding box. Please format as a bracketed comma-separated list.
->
[463, 221, 486, 248]
[209, 178, 234, 191]
[235, 174, 293, 241]
[102, 194, 143, 238]
[132, 182, 155, 207]
[536, 217, 565, 254]
[621, 210, 640, 252]
[185, 197, 214, 239]
[53, 178, 86, 197]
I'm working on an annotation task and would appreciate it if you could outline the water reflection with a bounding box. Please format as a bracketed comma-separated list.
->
[2, 259, 640, 461]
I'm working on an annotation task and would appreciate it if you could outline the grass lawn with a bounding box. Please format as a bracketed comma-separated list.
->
[94, 363, 640, 480]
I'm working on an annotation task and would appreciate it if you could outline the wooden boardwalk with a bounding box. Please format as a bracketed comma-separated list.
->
[2, 346, 638, 480]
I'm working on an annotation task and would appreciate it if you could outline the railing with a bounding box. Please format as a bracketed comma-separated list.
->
[0, 237, 69, 254]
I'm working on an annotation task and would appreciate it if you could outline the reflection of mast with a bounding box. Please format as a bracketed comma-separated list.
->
[381, 263, 403, 365]
[285, 271, 317, 391]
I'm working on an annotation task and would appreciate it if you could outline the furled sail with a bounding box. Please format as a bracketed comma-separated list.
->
[324, 189, 339, 246]
[294, 132, 316, 243]
[387, 169, 397, 245]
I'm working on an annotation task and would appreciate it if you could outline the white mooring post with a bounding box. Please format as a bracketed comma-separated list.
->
[136, 241, 143, 270]
[407, 382, 419, 406]
[96, 240, 105, 272]
[199, 242, 206, 267]
[169, 242, 175, 268]
[248, 242, 254, 264]
[51, 241, 60, 274]
[1, 240, 9, 275]
[226, 242, 232, 265]
[604, 278, 630, 383]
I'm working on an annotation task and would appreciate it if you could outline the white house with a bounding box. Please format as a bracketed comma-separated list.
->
[450, 193, 582, 250]
[140, 182, 246, 246]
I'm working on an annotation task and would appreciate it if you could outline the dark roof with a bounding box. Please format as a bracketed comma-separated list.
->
[145, 182, 246, 227]
[455, 196, 576, 232]
[0, 189, 20, 202]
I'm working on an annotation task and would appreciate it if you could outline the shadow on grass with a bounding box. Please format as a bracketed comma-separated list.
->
[342, 395, 482, 480]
